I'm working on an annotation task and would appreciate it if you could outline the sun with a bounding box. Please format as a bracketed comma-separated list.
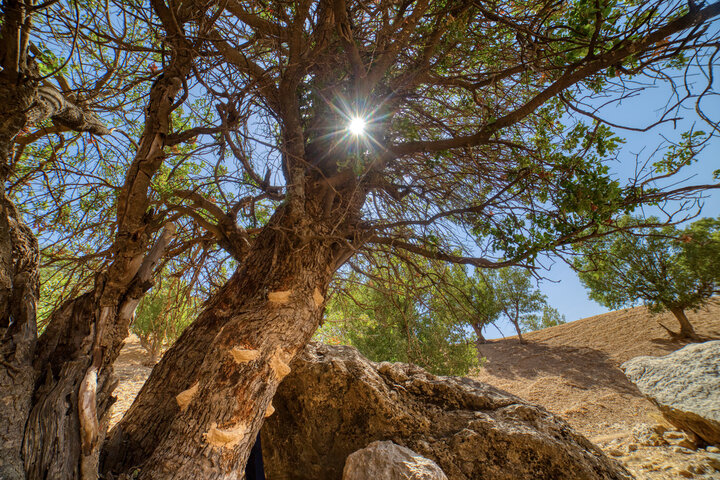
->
[348, 117, 366, 135]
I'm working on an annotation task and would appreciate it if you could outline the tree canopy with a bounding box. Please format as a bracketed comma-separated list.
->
[2, 0, 720, 478]
[574, 215, 720, 338]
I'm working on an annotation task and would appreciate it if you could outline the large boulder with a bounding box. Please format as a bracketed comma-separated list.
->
[342, 440, 447, 480]
[622, 340, 720, 446]
[262, 343, 631, 480]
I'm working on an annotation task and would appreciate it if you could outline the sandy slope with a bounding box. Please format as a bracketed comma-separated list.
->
[473, 298, 720, 479]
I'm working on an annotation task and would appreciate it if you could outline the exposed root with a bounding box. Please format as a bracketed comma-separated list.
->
[657, 321, 701, 341]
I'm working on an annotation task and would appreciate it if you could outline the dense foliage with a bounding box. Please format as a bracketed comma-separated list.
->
[319, 260, 478, 375]
[320, 260, 566, 372]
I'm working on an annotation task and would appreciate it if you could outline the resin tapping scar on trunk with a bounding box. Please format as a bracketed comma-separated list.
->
[230, 347, 260, 364]
[268, 290, 292, 304]
[269, 348, 291, 380]
[205, 422, 248, 449]
[176, 382, 199, 412]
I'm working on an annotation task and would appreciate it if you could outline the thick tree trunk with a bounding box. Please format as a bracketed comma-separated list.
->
[104, 188, 360, 478]
[0, 200, 38, 480]
[21, 292, 121, 479]
[18, 224, 175, 480]
[669, 307, 698, 339]
[0, 2, 205, 478]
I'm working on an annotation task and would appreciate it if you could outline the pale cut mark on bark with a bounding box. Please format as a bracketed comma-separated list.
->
[230, 347, 260, 364]
[78, 366, 99, 455]
[175, 381, 199, 412]
[269, 348, 291, 380]
[268, 290, 292, 304]
[205, 421, 248, 449]
[313, 287, 324, 309]
[265, 403, 275, 418]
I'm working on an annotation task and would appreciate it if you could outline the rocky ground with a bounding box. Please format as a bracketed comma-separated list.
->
[473, 298, 720, 480]
[110, 299, 720, 479]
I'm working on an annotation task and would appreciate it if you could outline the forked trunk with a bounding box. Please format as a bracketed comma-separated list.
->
[103, 200, 351, 479]
[512, 317, 525, 344]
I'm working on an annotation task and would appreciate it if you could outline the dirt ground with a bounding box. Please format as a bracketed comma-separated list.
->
[473, 298, 720, 479]
[109, 335, 155, 428]
[110, 300, 720, 479]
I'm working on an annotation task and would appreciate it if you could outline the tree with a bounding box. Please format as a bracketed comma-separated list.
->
[574, 216, 720, 339]
[462, 270, 504, 345]
[1, 1, 719, 479]
[521, 305, 567, 333]
[132, 280, 199, 362]
[493, 267, 551, 343]
[319, 259, 478, 375]
[1, 1, 220, 477]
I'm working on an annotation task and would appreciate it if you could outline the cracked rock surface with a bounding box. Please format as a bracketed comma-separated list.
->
[262, 342, 632, 480]
[622, 340, 720, 447]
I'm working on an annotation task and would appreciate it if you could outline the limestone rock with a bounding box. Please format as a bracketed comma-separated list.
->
[342, 441, 447, 480]
[622, 341, 720, 446]
[631, 423, 667, 446]
[262, 343, 632, 480]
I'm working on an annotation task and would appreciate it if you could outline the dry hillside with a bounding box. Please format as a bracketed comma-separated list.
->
[473, 298, 720, 479]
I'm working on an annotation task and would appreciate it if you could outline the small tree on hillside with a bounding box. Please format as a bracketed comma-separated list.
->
[464, 271, 504, 345]
[521, 305, 567, 333]
[132, 281, 199, 362]
[494, 267, 551, 343]
[573, 216, 720, 339]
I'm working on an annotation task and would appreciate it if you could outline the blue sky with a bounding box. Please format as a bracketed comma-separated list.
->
[488, 69, 720, 339]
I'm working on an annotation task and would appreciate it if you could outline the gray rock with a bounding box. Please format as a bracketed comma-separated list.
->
[622, 341, 720, 446]
[342, 441, 447, 480]
[262, 342, 632, 480]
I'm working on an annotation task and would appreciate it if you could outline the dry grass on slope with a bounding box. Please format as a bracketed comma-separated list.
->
[472, 299, 720, 479]
[473, 298, 720, 437]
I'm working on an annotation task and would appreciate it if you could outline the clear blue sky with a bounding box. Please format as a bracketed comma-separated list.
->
[488, 69, 720, 339]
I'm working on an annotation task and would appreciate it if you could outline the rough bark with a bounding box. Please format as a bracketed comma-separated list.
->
[0, 2, 105, 477]
[0, 1, 200, 477]
[104, 178, 364, 478]
[0, 200, 38, 480]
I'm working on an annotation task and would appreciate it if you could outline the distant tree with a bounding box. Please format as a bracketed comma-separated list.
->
[464, 271, 504, 345]
[493, 267, 551, 343]
[521, 305, 567, 333]
[132, 281, 199, 362]
[319, 260, 477, 376]
[573, 216, 720, 339]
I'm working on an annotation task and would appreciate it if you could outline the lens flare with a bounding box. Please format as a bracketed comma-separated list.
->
[348, 117, 366, 135]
